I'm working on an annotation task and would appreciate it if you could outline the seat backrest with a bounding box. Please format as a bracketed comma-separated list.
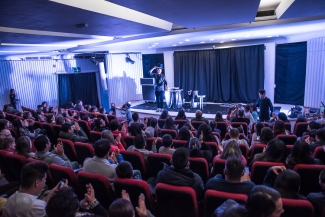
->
[281, 198, 314, 217]
[97, 114, 110, 127]
[249, 144, 267, 163]
[189, 157, 209, 184]
[276, 134, 297, 145]
[90, 131, 102, 143]
[78, 120, 91, 139]
[156, 183, 199, 217]
[231, 122, 248, 135]
[204, 190, 248, 217]
[124, 135, 135, 148]
[250, 162, 285, 185]
[107, 114, 117, 123]
[42, 123, 57, 143]
[77, 171, 115, 208]
[74, 142, 95, 165]
[216, 122, 227, 139]
[52, 124, 62, 138]
[205, 141, 219, 157]
[293, 164, 325, 195]
[57, 138, 78, 162]
[211, 157, 226, 178]
[294, 122, 309, 137]
[251, 122, 256, 134]
[174, 119, 188, 128]
[33, 121, 43, 130]
[158, 119, 166, 129]
[147, 153, 172, 178]
[161, 129, 178, 139]
[313, 146, 325, 165]
[191, 121, 206, 130]
[114, 177, 156, 211]
[239, 143, 249, 160]
[49, 163, 81, 197]
[146, 138, 162, 152]
[5, 154, 27, 181]
[8, 128, 19, 139]
[172, 139, 188, 149]
[284, 122, 292, 133]
[286, 145, 294, 157]
[0, 150, 15, 182]
[120, 150, 147, 176]
[212, 132, 221, 142]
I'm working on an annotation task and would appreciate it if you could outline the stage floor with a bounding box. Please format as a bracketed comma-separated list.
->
[116, 101, 293, 120]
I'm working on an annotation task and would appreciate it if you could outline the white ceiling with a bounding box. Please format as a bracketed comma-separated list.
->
[0, 0, 325, 58]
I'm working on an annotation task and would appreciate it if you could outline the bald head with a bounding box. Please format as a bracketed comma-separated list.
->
[195, 110, 203, 118]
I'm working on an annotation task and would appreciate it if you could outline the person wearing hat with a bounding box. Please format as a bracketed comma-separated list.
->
[149, 63, 168, 112]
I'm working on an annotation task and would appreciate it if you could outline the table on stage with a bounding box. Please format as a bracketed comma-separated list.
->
[166, 88, 183, 109]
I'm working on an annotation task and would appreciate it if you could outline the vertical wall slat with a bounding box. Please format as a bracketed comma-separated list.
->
[304, 37, 325, 108]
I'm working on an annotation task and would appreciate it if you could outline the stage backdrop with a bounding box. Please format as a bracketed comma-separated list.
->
[142, 54, 165, 78]
[174, 44, 264, 103]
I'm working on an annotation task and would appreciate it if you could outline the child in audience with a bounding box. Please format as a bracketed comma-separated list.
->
[159, 134, 175, 155]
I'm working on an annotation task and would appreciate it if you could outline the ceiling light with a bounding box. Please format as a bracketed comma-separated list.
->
[231, 39, 236, 41]
[220, 41, 224, 43]
[267, 36, 272, 38]
[185, 39, 190, 41]
[179, 42, 183, 44]
[222, 35, 227, 38]
[210, 39, 214, 41]
[245, 35, 250, 38]
[200, 41, 205, 43]
[172, 44, 177, 46]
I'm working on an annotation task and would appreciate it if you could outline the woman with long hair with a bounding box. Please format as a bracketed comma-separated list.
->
[286, 140, 323, 169]
[273, 120, 289, 137]
[250, 122, 264, 147]
[15, 136, 34, 158]
[216, 140, 247, 165]
[188, 137, 213, 164]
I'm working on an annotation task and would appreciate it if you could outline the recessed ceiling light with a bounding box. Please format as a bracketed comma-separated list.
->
[179, 42, 183, 44]
[210, 39, 214, 41]
[222, 35, 227, 38]
[172, 44, 177, 46]
[245, 35, 250, 38]
[185, 39, 190, 41]
[220, 41, 224, 43]
[267, 36, 272, 38]
[231, 39, 236, 41]
[200, 41, 205, 43]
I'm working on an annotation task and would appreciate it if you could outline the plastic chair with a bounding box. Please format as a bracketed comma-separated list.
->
[156, 183, 199, 217]
[78, 171, 115, 208]
[204, 190, 247, 217]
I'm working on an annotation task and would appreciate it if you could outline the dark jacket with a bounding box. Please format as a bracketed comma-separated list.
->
[157, 164, 204, 201]
[255, 97, 273, 120]
[149, 72, 168, 92]
[59, 129, 89, 142]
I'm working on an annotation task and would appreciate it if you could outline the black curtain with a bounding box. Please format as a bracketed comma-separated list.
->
[174, 45, 264, 103]
[58, 72, 99, 108]
[142, 54, 165, 78]
[275, 42, 307, 105]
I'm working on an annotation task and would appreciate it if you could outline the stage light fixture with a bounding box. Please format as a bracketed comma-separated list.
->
[125, 54, 135, 64]
[90, 57, 99, 65]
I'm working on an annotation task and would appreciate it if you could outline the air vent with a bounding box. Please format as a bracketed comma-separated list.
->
[25, 57, 39, 60]
[255, 10, 277, 21]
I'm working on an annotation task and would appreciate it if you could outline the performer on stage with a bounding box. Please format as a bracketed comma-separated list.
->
[255, 89, 273, 122]
[9, 89, 18, 109]
[149, 64, 168, 112]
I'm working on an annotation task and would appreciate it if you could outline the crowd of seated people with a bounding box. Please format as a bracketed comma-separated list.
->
[2, 101, 325, 217]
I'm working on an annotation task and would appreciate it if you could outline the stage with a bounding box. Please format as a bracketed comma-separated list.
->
[115, 100, 287, 120]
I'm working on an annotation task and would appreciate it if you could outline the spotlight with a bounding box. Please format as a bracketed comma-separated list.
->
[90, 57, 99, 65]
[125, 54, 135, 64]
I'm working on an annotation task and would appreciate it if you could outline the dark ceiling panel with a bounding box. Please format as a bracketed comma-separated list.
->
[0, 32, 82, 44]
[279, 0, 325, 19]
[108, 0, 260, 28]
[0, 0, 166, 37]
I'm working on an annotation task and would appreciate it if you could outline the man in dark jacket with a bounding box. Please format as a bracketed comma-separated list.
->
[255, 89, 273, 122]
[59, 122, 89, 142]
[156, 147, 204, 201]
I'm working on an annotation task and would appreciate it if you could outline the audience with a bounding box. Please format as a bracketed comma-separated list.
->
[163, 116, 178, 132]
[214, 111, 225, 122]
[0, 119, 12, 138]
[93, 118, 108, 132]
[157, 147, 204, 201]
[205, 156, 255, 197]
[273, 120, 289, 137]
[101, 130, 125, 152]
[128, 112, 146, 136]
[175, 109, 189, 122]
[0, 137, 16, 152]
[216, 140, 247, 166]
[13, 118, 43, 139]
[33, 135, 79, 169]
[127, 134, 157, 161]
[159, 109, 169, 119]
[222, 128, 248, 149]
[158, 134, 175, 155]
[83, 139, 124, 186]
[209, 120, 221, 134]
[307, 169, 325, 217]
[15, 136, 34, 158]
[59, 122, 89, 143]
[2, 162, 65, 217]
[188, 137, 213, 164]
[310, 128, 325, 152]
[191, 110, 209, 125]
[250, 122, 264, 147]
